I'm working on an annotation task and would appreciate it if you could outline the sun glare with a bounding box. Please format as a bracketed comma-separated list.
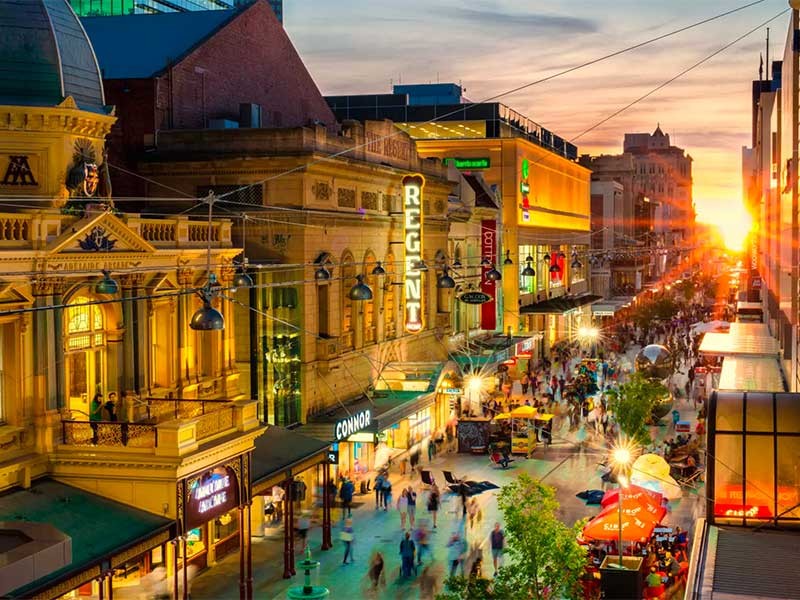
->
[698, 202, 752, 252]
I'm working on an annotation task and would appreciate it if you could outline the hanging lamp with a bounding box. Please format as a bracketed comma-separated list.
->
[503, 250, 513, 265]
[349, 275, 373, 301]
[486, 265, 502, 281]
[371, 262, 386, 276]
[95, 270, 119, 295]
[437, 267, 456, 289]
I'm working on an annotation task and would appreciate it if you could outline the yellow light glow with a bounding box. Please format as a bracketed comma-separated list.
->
[466, 374, 485, 394]
[610, 439, 639, 469]
[612, 447, 632, 467]
[697, 201, 753, 252]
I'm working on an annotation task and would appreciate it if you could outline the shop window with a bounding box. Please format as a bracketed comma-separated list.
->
[713, 433, 743, 523]
[65, 295, 107, 413]
[776, 437, 800, 519]
[715, 392, 743, 430]
[776, 394, 800, 432]
[745, 435, 774, 522]
[317, 284, 331, 337]
[212, 510, 239, 543]
[745, 393, 773, 432]
[182, 527, 205, 559]
[518, 244, 535, 293]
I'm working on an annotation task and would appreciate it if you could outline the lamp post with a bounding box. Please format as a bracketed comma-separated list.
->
[611, 445, 634, 568]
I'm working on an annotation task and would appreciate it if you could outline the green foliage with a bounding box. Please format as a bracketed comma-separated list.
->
[607, 371, 669, 445]
[629, 296, 679, 329]
[437, 575, 498, 600]
[493, 475, 587, 600]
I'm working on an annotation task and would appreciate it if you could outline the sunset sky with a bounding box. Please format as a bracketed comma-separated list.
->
[285, 0, 788, 225]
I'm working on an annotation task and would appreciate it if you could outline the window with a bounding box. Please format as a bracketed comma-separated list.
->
[518, 244, 536, 293]
[384, 253, 396, 339]
[363, 252, 377, 344]
[66, 295, 106, 412]
[341, 251, 355, 349]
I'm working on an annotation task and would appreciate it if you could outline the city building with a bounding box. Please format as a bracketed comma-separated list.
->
[81, 1, 315, 199]
[0, 2, 280, 598]
[71, 0, 283, 23]
[327, 84, 596, 358]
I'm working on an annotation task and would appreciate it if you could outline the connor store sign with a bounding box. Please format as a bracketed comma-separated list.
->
[185, 466, 240, 530]
[335, 409, 372, 441]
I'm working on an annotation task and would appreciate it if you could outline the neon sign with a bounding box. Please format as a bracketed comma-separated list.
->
[335, 409, 372, 441]
[195, 474, 231, 514]
[403, 174, 425, 333]
[185, 466, 240, 530]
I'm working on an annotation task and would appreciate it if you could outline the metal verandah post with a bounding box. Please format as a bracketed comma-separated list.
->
[239, 505, 246, 600]
[321, 461, 332, 550]
[283, 478, 293, 578]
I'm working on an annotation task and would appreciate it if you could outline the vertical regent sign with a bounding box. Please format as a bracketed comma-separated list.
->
[404, 175, 425, 333]
[480, 220, 497, 330]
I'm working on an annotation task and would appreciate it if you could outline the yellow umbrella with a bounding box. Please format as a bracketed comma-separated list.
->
[511, 405, 537, 418]
[494, 412, 512, 420]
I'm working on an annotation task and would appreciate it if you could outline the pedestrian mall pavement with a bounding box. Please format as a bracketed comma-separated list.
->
[119, 345, 705, 599]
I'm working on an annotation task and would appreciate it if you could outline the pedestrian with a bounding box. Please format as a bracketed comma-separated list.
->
[458, 481, 468, 519]
[397, 488, 409, 529]
[382, 477, 393, 511]
[400, 456, 408, 476]
[418, 564, 438, 599]
[341, 518, 354, 564]
[296, 512, 310, 552]
[413, 522, 430, 565]
[407, 486, 418, 528]
[427, 483, 440, 528]
[399, 531, 416, 577]
[467, 497, 482, 530]
[340, 477, 354, 518]
[447, 532, 466, 577]
[490, 522, 505, 575]
[521, 371, 530, 395]
[374, 472, 385, 510]
[427, 435, 436, 462]
[367, 551, 386, 591]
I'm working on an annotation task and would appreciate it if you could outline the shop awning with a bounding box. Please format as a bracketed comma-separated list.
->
[300, 390, 436, 443]
[520, 293, 602, 315]
[451, 335, 541, 367]
[462, 173, 498, 209]
[0, 479, 173, 599]
[718, 356, 786, 392]
[251, 427, 331, 495]
[699, 331, 780, 356]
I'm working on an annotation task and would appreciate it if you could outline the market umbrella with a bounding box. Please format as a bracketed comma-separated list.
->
[601, 484, 664, 509]
[494, 412, 512, 420]
[631, 453, 682, 500]
[582, 508, 657, 543]
[595, 495, 666, 524]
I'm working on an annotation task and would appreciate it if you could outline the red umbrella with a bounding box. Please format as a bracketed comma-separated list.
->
[596, 496, 667, 524]
[601, 484, 664, 509]
[582, 509, 657, 543]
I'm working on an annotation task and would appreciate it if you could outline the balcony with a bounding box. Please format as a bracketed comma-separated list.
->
[59, 399, 258, 456]
[316, 336, 341, 361]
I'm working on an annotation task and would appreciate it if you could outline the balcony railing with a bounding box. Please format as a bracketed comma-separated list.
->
[144, 398, 231, 423]
[195, 405, 235, 442]
[62, 421, 158, 448]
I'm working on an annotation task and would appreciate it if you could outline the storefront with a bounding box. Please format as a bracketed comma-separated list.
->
[176, 453, 252, 594]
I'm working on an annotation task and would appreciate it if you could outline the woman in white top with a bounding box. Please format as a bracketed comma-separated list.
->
[396, 489, 409, 529]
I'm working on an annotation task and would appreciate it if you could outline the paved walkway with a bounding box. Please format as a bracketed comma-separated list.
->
[118, 345, 705, 599]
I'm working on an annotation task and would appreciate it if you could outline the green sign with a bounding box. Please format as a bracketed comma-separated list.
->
[443, 157, 491, 170]
[521, 158, 530, 179]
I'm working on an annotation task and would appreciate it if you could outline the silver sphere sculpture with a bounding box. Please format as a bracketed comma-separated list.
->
[634, 344, 675, 381]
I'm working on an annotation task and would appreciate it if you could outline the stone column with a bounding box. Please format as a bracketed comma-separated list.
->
[120, 275, 136, 394]
[176, 269, 193, 396]
[31, 278, 61, 412]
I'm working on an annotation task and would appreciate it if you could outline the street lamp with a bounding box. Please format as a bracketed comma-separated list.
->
[610, 443, 637, 568]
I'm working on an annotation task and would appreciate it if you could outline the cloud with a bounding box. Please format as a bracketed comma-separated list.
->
[440, 6, 598, 34]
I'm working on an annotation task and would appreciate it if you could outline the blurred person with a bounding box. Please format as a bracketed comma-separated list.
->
[407, 486, 418, 528]
[399, 531, 416, 578]
[490, 522, 505, 575]
[341, 518, 354, 564]
[427, 483, 440, 528]
[397, 488, 409, 529]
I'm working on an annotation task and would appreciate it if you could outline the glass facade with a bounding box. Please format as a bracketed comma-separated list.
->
[71, 0, 283, 23]
[709, 391, 800, 527]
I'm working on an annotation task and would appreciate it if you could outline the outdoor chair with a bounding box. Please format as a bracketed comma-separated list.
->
[420, 469, 435, 487]
[443, 470, 463, 485]
[677, 466, 704, 489]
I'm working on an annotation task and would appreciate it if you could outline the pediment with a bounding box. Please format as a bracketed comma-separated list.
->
[0, 282, 32, 306]
[48, 212, 156, 255]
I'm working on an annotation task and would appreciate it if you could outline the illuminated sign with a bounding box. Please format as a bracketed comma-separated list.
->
[443, 157, 491, 170]
[715, 504, 771, 519]
[520, 158, 531, 222]
[403, 175, 425, 334]
[185, 466, 239, 530]
[335, 409, 372, 441]
[480, 220, 497, 330]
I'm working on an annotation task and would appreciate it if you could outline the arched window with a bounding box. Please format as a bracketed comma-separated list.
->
[363, 251, 377, 344]
[65, 295, 106, 412]
[341, 250, 355, 350]
[384, 253, 396, 339]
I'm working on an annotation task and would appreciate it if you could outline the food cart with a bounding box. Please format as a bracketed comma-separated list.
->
[510, 405, 537, 455]
[534, 413, 555, 444]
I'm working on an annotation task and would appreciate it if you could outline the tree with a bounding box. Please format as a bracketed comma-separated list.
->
[437, 575, 498, 600]
[606, 371, 669, 445]
[494, 475, 586, 599]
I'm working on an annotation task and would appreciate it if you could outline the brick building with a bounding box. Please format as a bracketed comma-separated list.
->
[82, 1, 332, 198]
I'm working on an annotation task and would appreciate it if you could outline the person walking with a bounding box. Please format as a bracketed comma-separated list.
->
[490, 522, 505, 575]
[397, 489, 409, 529]
[467, 498, 482, 530]
[406, 486, 418, 528]
[399, 531, 416, 578]
[413, 522, 430, 565]
[366, 551, 386, 592]
[340, 477, 355, 519]
[521, 372, 530, 396]
[427, 483, 440, 528]
[447, 532, 466, 577]
[427, 435, 436, 463]
[341, 518, 354, 564]
[382, 477, 393, 511]
[458, 481, 469, 519]
[374, 472, 385, 510]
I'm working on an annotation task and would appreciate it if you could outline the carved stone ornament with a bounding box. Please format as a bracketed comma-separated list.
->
[312, 181, 331, 202]
[65, 138, 101, 199]
[78, 226, 117, 251]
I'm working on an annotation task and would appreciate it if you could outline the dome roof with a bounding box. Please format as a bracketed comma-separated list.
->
[0, 0, 106, 113]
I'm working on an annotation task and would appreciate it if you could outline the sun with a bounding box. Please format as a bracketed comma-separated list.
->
[697, 202, 752, 252]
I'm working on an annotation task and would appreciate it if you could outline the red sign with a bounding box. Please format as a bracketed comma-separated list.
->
[503, 358, 517, 366]
[550, 251, 565, 283]
[480, 220, 497, 330]
[714, 504, 772, 519]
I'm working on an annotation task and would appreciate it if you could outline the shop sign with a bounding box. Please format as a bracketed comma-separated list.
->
[335, 409, 372, 441]
[443, 157, 491, 170]
[714, 504, 771, 519]
[327, 448, 339, 464]
[403, 174, 425, 334]
[480, 220, 497, 330]
[458, 291, 492, 305]
[443, 388, 462, 395]
[515, 338, 533, 358]
[186, 466, 239, 530]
